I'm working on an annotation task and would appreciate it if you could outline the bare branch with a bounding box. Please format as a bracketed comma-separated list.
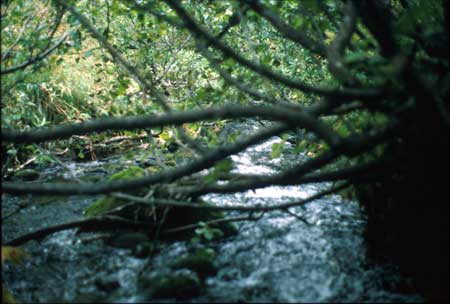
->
[111, 181, 352, 212]
[244, 0, 327, 57]
[326, 1, 359, 86]
[2, 123, 292, 195]
[0, 32, 68, 75]
[2, 110, 400, 196]
[331, 1, 357, 56]
[353, 0, 398, 58]
[196, 41, 294, 106]
[160, 214, 257, 236]
[5, 216, 151, 247]
[4, 212, 257, 247]
[216, 5, 249, 40]
[1, 13, 37, 61]
[2, 104, 341, 148]
[189, 150, 338, 196]
[4, 180, 349, 247]
[186, 157, 389, 197]
[165, 0, 382, 100]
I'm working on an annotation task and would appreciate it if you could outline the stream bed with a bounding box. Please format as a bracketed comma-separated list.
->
[2, 122, 424, 302]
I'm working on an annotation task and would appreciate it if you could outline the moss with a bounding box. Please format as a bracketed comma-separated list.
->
[84, 196, 122, 217]
[139, 271, 201, 300]
[145, 166, 160, 173]
[170, 248, 217, 278]
[11, 168, 40, 181]
[108, 165, 145, 181]
[164, 159, 176, 167]
[78, 175, 102, 183]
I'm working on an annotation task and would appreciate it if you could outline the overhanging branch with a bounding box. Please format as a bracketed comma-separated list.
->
[244, 0, 327, 57]
[2, 104, 341, 148]
[112, 180, 352, 212]
[2, 123, 292, 195]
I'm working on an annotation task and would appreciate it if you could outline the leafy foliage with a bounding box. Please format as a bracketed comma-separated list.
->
[1, 0, 448, 300]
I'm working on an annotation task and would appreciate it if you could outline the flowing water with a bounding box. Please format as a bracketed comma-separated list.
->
[2, 122, 424, 302]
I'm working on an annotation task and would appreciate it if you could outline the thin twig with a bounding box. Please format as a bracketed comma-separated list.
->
[1, 32, 68, 75]
[4, 216, 151, 247]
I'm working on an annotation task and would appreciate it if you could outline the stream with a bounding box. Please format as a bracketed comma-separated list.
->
[2, 121, 424, 302]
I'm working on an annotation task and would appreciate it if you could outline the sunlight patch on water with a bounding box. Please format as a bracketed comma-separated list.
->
[245, 185, 317, 200]
[267, 216, 296, 228]
[230, 136, 290, 175]
[44, 230, 75, 246]
[231, 153, 274, 174]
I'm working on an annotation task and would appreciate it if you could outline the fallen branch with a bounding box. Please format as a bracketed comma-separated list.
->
[161, 214, 261, 236]
[111, 181, 351, 212]
[5, 185, 331, 247]
[4, 215, 152, 247]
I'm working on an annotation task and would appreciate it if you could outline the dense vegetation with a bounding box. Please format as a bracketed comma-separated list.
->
[2, 0, 448, 301]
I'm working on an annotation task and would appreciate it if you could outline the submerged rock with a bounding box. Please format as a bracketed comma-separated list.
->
[95, 276, 121, 292]
[105, 232, 150, 249]
[72, 292, 107, 303]
[139, 269, 201, 300]
[83, 167, 237, 241]
[170, 247, 217, 278]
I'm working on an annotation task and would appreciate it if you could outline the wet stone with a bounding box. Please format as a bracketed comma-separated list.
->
[105, 232, 150, 250]
[94, 276, 121, 292]
[138, 269, 201, 300]
[170, 247, 217, 279]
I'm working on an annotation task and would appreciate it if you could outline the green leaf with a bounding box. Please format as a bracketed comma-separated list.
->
[396, 11, 417, 35]
[205, 158, 234, 183]
[214, 158, 233, 173]
[270, 141, 284, 159]
[211, 228, 224, 238]
[6, 148, 17, 156]
[203, 229, 214, 240]
[294, 141, 308, 154]
[190, 236, 201, 244]
[303, 0, 320, 12]
[203, 173, 218, 184]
